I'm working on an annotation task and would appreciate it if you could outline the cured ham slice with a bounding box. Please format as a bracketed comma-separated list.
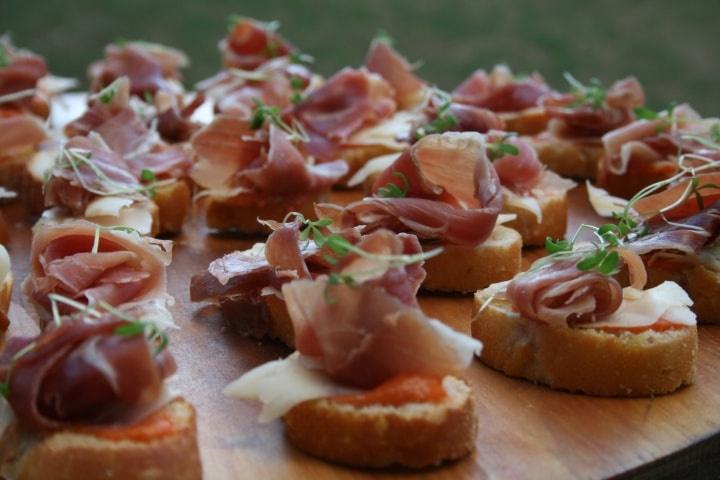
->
[190, 119, 348, 196]
[0, 38, 50, 117]
[339, 132, 502, 247]
[507, 260, 623, 327]
[452, 65, 551, 113]
[293, 67, 396, 144]
[24, 220, 171, 320]
[487, 131, 543, 193]
[365, 40, 426, 109]
[542, 77, 644, 137]
[222, 17, 294, 70]
[278, 228, 479, 389]
[0, 115, 47, 157]
[633, 174, 720, 220]
[0, 315, 175, 432]
[89, 42, 187, 96]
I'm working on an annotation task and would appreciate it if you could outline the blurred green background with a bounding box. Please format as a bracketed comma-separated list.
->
[2, 0, 718, 114]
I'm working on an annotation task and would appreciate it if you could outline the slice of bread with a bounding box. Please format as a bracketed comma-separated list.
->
[530, 136, 603, 180]
[503, 191, 567, 247]
[12, 398, 202, 480]
[283, 376, 476, 468]
[499, 107, 550, 136]
[471, 293, 698, 396]
[422, 225, 522, 293]
[204, 193, 320, 234]
[0, 152, 44, 215]
[153, 179, 191, 235]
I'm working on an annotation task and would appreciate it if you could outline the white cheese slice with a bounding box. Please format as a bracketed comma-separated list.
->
[224, 352, 359, 423]
[503, 188, 542, 224]
[586, 180, 629, 218]
[84, 197, 154, 235]
[346, 152, 400, 188]
[579, 281, 696, 329]
[345, 111, 421, 150]
[0, 245, 9, 287]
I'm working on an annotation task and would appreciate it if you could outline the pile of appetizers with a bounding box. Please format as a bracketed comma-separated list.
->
[0, 15, 718, 476]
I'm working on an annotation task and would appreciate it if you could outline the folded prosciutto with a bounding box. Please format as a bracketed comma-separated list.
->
[23, 220, 172, 325]
[329, 131, 503, 247]
[89, 41, 188, 97]
[0, 308, 175, 432]
[453, 65, 551, 113]
[190, 116, 348, 200]
[0, 37, 51, 118]
[598, 104, 719, 198]
[542, 76, 644, 138]
[222, 17, 294, 70]
[224, 225, 481, 419]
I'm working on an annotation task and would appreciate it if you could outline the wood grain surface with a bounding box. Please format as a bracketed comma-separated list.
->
[4, 186, 719, 479]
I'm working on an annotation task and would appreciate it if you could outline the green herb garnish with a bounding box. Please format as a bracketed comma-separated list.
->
[415, 89, 458, 139]
[487, 134, 520, 161]
[249, 98, 309, 142]
[564, 72, 606, 110]
[377, 171, 410, 198]
[98, 78, 122, 104]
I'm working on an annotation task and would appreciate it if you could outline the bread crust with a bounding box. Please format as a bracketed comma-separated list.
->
[530, 136, 603, 180]
[0, 153, 44, 215]
[283, 376, 477, 468]
[503, 191, 567, 246]
[499, 108, 550, 136]
[153, 180, 191, 235]
[471, 294, 698, 396]
[422, 226, 522, 293]
[14, 398, 202, 480]
[204, 194, 319, 234]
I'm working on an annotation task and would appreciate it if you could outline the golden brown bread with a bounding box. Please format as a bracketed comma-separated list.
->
[499, 107, 550, 136]
[530, 135, 604, 180]
[503, 191, 567, 247]
[283, 376, 476, 468]
[471, 293, 698, 396]
[0, 152, 44, 215]
[12, 398, 202, 480]
[204, 194, 319, 234]
[422, 225, 522, 293]
[153, 179, 191, 235]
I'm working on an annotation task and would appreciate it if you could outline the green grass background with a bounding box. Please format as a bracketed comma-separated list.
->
[1, 0, 718, 114]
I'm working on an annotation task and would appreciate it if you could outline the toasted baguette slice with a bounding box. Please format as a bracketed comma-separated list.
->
[205, 194, 319, 234]
[154, 179, 191, 235]
[499, 107, 550, 136]
[284, 376, 476, 468]
[0, 152, 45, 215]
[503, 191, 567, 247]
[422, 226, 522, 293]
[530, 136, 603, 180]
[13, 398, 202, 480]
[471, 293, 698, 396]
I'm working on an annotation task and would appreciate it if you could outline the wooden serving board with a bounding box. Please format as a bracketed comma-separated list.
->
[4, 186, 720, 479]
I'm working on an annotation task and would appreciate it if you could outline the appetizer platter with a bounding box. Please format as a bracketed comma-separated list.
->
[0, 17, 719, 479]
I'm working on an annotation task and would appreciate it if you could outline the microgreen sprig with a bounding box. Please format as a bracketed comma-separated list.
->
[377, 171, 409, 198]
[487, 133, 520, 161]
[98, 78, 122, 104]
[0, 341, 37, 398]
[289, 51, 314, 65]
[415, 89, 458, 139]
[564, 72, 606, 110]
[0, 47, 9, 68]
[249, 98, 309, 142]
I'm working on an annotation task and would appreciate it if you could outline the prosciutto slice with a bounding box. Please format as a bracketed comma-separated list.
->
[0, 39, 49, 117]
[507, 260, 623, 327]
[487, 131, 543, 193]
[452, 66, 551, 113]
[365, 40, 426, 109]
[24, 220, 171, 320]
[628, 200, 720, 255]
[293, 67, 396, 143]
[89, 42, 187, 96]
[340, 131, 502, 246]
[190, 119, 347, 196]
[282, 229, 478, 388]
[222, 17, 294, 70]
[542, 77, 644, 137]
[0, 115, 47, 157]
[0, 316, 175, 432]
